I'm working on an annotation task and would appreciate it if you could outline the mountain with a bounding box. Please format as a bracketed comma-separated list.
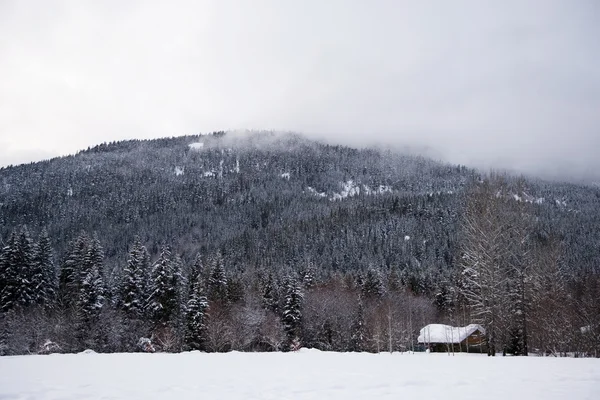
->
[0, 131, 599, 355]
[1, 131, 598, 279]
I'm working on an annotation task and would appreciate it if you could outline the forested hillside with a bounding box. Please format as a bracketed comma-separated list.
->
[0, 132, 598, 356]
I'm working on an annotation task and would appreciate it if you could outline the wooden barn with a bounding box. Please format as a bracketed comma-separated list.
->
[417, 324, 487, 353]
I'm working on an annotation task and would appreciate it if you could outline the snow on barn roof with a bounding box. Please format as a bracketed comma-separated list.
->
[417, 324, 485, 344]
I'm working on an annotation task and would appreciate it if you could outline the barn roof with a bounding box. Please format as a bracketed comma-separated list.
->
[417, 324, 485, 344]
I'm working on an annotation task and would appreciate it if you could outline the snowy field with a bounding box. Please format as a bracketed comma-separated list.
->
[1, 350, 599, 400]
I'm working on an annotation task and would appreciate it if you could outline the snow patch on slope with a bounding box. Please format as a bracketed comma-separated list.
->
[307, 186, 327, 198]
[307, 181, 395, 201]
[364, 185, 393, 196]
[331, 180, 361, 201]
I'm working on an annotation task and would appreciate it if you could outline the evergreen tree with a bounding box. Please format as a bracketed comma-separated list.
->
[261, 272, 278, 312]
[0, 232, 19, 312]
[362, 267, 384, 299]
[76, 237, 106, 335]
[190, 253, 205, 284]
[0, 228, 35, 312]
[208, 251, 228, 304]
[59, 233, 89, 309]
[76, 259, 105, 328]
[119, 238, 148, 318]
[30, 229, 57, 308]
[184, 273, 209, 350]
[282, 278, 303, 349]
[147, 247, 177, 326]
[14, 228, 34, 309]
[302, 261, 316, 290]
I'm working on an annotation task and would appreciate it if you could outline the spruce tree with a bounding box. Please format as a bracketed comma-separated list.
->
[184, 273, 209, 350]
[0, 232, 19, 312]
[76, 237, 105, 340]
[147, 247, 177, 326]
[31, 230, 57, 308]
[208, 251, 228, 304]
[59, 233, 89, 309]
[362, 267, 384, 299]
[261, 272, 278, 312]
[282, 278, 303, 349]
[14, 228, 34, 308]
[302, 261, 316, 290]
[120, 238, 147, 318]
[190, 253, 205, 284]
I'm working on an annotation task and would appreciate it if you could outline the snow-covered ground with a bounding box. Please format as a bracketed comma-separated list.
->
[1, 349, 598, 399]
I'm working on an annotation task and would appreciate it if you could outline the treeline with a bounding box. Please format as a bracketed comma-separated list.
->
[0, 229, 439, 355]
[1, 203, 598, 356]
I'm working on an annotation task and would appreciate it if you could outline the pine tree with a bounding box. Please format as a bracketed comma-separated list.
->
[76, 237, 105, 334]
[261, 272, 278, 312]
[147, 246, 177, 326]
[14, 228, 35, 309]
[0, 232, 19, 312]
[119, 238, 148, 318]
[208, 251, 228, 304]
[362, 267, 384, 299]
[76, 261, 105, 327]
[59, 233, 89, 309]
[184, 273, 209, 350]
[30, 229, 57, 308]
[190, 253, 205, 284]
[0, 228, 35, 312]
[282, 278, 303, 349]
[302, 261, 316, 290]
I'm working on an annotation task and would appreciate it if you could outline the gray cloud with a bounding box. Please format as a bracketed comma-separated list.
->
[1, 0, 599, 180]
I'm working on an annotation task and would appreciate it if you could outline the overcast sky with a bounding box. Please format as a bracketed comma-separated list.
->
[1, 1, 599, 180]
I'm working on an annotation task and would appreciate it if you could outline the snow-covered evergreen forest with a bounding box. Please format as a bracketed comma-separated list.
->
[0, 132, 598, 356]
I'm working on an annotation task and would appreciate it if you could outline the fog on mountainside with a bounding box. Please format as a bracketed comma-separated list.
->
[1, 1, 600, 182]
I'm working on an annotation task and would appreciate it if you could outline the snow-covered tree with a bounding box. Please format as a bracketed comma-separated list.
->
[261, 272, 278, 312]
[59, 233, 89, 309]
[184, 273, 209, 350]
[30, 230, 57, 308]
[0, 229, 36, 312]
[208, 251, 228, 304]
[459, 182, 508, 356]
[76, 237, 106, 328]
[282, 278, 303, 349]
[147, 247, 178, 326]
[362, 267, 384, 299]
[0, 232, 19, 312]
[119, 238, 148, 318]
[302, 261, 316, 290]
